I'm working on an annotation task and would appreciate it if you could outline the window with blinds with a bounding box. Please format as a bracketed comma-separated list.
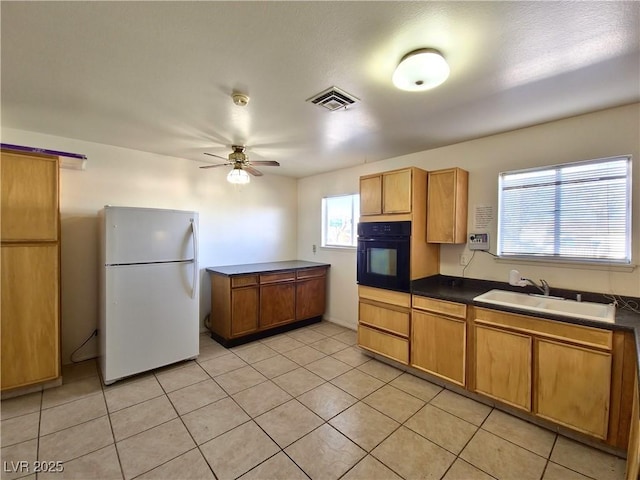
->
[498, 155, 632, 264]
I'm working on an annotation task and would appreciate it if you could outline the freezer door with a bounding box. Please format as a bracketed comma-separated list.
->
[104, 206, 197, 265]
[102, 262, 199, 383]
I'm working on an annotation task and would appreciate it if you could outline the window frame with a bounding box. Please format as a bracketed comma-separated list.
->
[321, 193, 360, 249]
[497, 155, 632, 265]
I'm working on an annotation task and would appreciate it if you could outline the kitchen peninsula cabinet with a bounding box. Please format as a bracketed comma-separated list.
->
[207, 261, 329, 346]
[1, 150, 61, 392]
[427, 167, 469, 244]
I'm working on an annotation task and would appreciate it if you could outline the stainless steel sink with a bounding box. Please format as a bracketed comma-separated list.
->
[473, 289, 616, 323]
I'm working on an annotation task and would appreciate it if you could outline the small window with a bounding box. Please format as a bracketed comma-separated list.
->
[498, 155, 632, 264]
[322, 194, 360, 248]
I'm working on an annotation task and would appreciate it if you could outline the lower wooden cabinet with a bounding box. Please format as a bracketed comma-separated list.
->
[296, 275, 327, 320]
[230, 286, 259, 336]
[474, 324, 532, 410]
[358, 324, 409, 364]
[260, 282, 296, 328]
[1, 244, 60, 390]
[357, 285, 410, 365]
[535, 338, 611, 439]
[411, 296, 467, 386]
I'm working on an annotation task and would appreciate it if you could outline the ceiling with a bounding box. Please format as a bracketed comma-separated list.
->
[2, 1, 639, 178]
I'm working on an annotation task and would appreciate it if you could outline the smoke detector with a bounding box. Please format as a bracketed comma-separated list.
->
[306, 86, 359, 111]
[232, 92, 250, 107]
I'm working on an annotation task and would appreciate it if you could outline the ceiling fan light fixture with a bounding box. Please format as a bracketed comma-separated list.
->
[227, 166, 250, 185]
[392, 48, 450, 92]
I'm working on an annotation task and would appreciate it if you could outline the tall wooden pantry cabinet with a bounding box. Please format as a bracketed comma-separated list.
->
[1, 150, 61, 392]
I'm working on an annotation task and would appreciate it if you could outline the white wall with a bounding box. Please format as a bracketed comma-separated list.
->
[297, 103, 640, 329]
[2, 128, 298, 364]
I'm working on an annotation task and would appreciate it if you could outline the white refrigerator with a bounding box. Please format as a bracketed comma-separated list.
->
[99, 206, 199, 385]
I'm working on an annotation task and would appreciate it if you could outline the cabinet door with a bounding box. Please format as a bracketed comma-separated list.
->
[427, 168, 468, 244]
[383, 169, 412, 213]
[260, 283, 295, 328]
[1, 152, 58, 241]
[1, 244, 60, 389]
[475, 324, 531, 410]
[536, 338, 611, 439]
[360, 175, 382, 215]
[231, 287, 259, 336]
[412, 311, 466, 386]
[296, 276, 326, 320]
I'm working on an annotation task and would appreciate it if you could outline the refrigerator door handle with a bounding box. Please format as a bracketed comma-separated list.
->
[191, 219, 198, 299]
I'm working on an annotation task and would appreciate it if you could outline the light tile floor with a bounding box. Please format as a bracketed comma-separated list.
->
[1, 321, 628, 480]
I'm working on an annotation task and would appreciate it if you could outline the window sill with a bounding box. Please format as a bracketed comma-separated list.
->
[494, 256, 636, 272]
[320, 245, 357, 251]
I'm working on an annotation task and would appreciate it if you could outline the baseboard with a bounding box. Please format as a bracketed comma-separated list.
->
[322, 316, 357, 331]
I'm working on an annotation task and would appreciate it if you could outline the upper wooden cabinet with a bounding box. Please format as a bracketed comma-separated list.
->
[360, 175, 383, 215]
[427, 167, 469, 244]
[360, 168, 414, 216]
[1, 151, 59, 242]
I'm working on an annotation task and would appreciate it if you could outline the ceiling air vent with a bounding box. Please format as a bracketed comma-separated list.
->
[306, 86, 359, 111]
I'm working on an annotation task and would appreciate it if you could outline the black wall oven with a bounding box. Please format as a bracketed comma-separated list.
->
[357, 221, 411, 293]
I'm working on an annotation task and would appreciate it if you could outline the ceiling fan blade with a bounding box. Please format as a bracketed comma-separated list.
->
[199, 163, 229, 169]
[244, 165, 264, 176]
[249, 160, 280, 166]
[204, 152, 228, 161]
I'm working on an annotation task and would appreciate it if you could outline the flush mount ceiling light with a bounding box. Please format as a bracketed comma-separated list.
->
[392, 48, 450, 91]
[227, 165, 250, 185]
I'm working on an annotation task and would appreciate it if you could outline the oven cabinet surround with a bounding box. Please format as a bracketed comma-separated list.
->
[357, 285, 410, 365]
[359, 166, 439, 282]
[426, 167, 469, 244]
[411, 296, 466, 386]
[1, 150, 61, 392]
[207, 261, 329, 346]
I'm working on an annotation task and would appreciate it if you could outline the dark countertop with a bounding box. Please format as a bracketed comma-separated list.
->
[412, 275, 640, 332]
[206, 260, 330, 276]
[412, 275, 640, 384]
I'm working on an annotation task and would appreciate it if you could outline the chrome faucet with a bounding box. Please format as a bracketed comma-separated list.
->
[523, 278, 550, 296]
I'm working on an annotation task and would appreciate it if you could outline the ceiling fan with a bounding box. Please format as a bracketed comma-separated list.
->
[200, 145, 280, 184]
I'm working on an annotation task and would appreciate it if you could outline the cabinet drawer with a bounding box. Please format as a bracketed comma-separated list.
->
[297, 267, 327, 280]
[358, 325, 409, 365]
[260, 271, 295, 284]
[358, 285, 411, 308]
[231, 275, 258, 288]
[412, 296, 467, 319]
[474, 307, 612, 350]
[359, 300, 410, 337]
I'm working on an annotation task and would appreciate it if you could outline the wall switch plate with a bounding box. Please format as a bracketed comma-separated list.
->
[469, 233, 489, 251]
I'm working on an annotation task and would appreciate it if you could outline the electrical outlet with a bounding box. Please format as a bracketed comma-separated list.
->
[312, 244, 317, 254]
[459, 254, 470, 266]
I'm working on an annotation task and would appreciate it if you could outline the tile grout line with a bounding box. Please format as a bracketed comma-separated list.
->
[98, 372, 126, 480]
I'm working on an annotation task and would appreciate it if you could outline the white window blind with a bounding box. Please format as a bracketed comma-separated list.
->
[498, 155, 632, 264]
